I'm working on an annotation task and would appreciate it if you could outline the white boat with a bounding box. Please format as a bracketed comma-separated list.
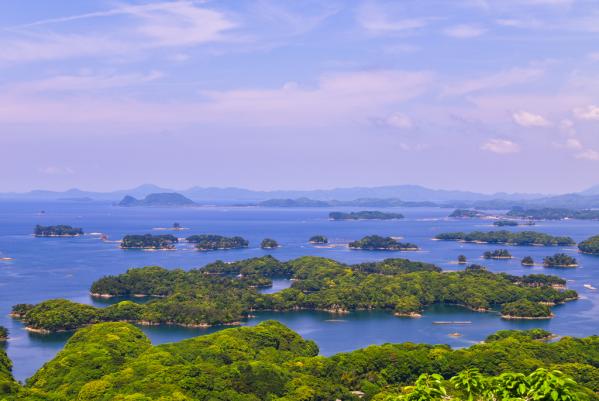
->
[583, 284, 597, 290]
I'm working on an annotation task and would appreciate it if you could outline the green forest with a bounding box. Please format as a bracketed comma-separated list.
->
[186, 235, 249, 251]
[434, 231, 575, 246]
[33, 225, 83, 237]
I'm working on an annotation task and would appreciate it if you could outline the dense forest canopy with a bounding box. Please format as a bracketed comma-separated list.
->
[33, 225, 83, 237]
[348, 235, 419, 250]
[543, 253, 578, 267]
[12, 256, 578, 332]
[308, 235, 328, 244]
[120, 234, 178, 249]
[483, 249, 512, 259]
[507, 207, 599, 220]
[186, 234, 249, 251]
[578, 235, 599, 255]
[0, 322, 598, 400]
[434, 231, 575, 246]
[329, 211, 405, 220]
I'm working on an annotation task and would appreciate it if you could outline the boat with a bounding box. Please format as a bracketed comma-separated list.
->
[432, 321, 472, 325]
[583, 284, 597, 290]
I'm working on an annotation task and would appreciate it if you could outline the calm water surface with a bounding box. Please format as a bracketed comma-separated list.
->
[0, 201, 598, 381]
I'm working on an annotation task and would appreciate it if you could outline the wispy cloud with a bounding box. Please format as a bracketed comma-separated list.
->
[385, 112, 413, 129]
[573, 105, 599, 120]
[357, 3, 431, 34]
[443, 24, 486, 38]
[576, 149, 599, 161]
[442, 67, 543, 96]
[481, 139, 520, 154]
[512, 110, 550, 127]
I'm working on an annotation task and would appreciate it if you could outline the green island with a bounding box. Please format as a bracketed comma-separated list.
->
[578, 235, 599, 255]
[186, 235, 249, 251]
[507, 207, 599, 220]
[434, 230, 575, 246]
[120, 234, 178, 249]
[0, 326, 7, 341]
[500, 299, 553, 319]
[449, 209, 487, 218]
[118, 192, 196, 207]
[483, 249, 512, 259]
[457, 254, 467, 264]
[0, 322, 598, 400]
[11, 256, 577, 332]
[348, 235, 418, 251]
[493, 219, 519, 227]
[260, 238, 279, 249]
[308, 235, 328, 244]
[329, 211, 404, 220]
[522, 256, 535, 266]
[543, 253, 578, 268]
[34, 224, 83, 237]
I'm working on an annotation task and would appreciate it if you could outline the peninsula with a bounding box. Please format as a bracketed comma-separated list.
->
[434, 230, 575, 246]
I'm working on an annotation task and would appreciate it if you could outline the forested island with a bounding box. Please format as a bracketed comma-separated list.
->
[329, 211, 404, 220]
[186, 234, 249, 251]
[579, 234, 599, 254]
[118, 192, 196, 207]
[348, 235, 418, 251]
[11, 256, 577, 333]
[493, 219, 519, 226]
[522, 256, 535, 266]
[501, 299, 553, 319]
[0, 326, 7, 341]
[483, 249, 512, 259]
[260, 238, 278, 249]
[507, 207, 599, 220]
[309, 235, 328, 244]
[0, 322, 597, 400]
[34, 225, 83, 237]
[449, 209, 487, 218]
[543, 253, 578, 267]
[434, 230, 575, 246]
[120, 234, 178, 249]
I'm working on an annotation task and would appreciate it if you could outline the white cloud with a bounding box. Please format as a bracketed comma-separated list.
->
[512, 111, 550, 127]
[386, 112, 413, 129]
[481, 139, 520, 154]
[573, 105, 599, 120]
[443, 24, 486, 38]
[357, 3, 430, 34]
[564, 138, 583, 150]
[576, 149, 599, 161]
[442, 67, 543, 96]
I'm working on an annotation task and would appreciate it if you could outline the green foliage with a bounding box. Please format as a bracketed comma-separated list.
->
[508, 207, 599, 220]
[449, 209, 486, 218]
[522, 255, 535, 266]
[19, 299, 99, 332]
[0, 327, 7, 341]
[329, 211, 404, 220]
[435, 230, 575, 246]
[483, 249, 511, 259]
[501, 299, 552, 318]
[578, 235, 599, 255]
[121, 234, 178, 249]
[185, 235, 248, 251]
[260, 238, 279, 249]
[457, 255, 467, 264]
[34, 224, 83, 236]
[349, 235, 419, 251]
[493, 219, 519, 226]
[308, 235, 328, 244]
[544, 253, 578, 267]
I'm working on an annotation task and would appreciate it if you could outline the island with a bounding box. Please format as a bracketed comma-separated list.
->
[186, 234, 249, 251]
[457, 254, 467, 264]
[260, 238, 279, 249]
[449, 209, 487, 218]
[543, 253, 578, 267]
[329, 211, 404, 220]
[348, 235, 418, 251]
[578, 234, 599, 254]
[12, 255, 578, 333]
[0, 326, 6, 341]
[483, 249, 512, 259]
[0, 322, 597, 400]
[521, 256, 535, 266]
[493, 220, 519, 227]
[434, 230, 575, 246]
[501, 299, 553, 319]
[258, 198, 330, 207]
[118, 192, 196, 207]
[507, 207, 599, 220]
[34, 224, 83, 237]
[309, 235, 328, 244]
[120, 234, 178, 249]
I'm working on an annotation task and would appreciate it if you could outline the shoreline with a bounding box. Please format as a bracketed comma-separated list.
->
[501, 314, 554, 320]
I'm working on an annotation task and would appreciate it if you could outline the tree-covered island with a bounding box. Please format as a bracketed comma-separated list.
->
[0, 322, 598, 400]
[578, 234, 599, 255]
[308, 235, 328, 244]
[0, 326, 7, 341]
[493, 219, 519, 227]
[449, 209, 488, 218]
[483, 249, 512, 259]
[348, 235, 418, 251]
[186, 234, 249, 251]
[434, 230, 575, 246]
[507, 207, 599, 220]
[522, 256, 535, 266]
[260, 238, 279, 249]
[34, 225, 83, 237]
[543, 253, 578, 268]
[11, 256, 578, 333]
[329, 210, 404, 220]
[501, 299, 553, 319]
[120, 234, 178, 249]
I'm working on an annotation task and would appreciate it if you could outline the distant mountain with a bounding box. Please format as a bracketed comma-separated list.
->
[580, 185, 599, 196]
[118, 193, 196, 207]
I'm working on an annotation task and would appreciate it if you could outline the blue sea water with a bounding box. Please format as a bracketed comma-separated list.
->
[0, 200, 598, 382]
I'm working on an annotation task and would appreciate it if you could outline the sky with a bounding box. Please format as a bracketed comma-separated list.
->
[1, 0, 599, 194]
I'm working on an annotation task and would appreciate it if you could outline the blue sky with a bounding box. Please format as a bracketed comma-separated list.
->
[1, 0, 598, 193]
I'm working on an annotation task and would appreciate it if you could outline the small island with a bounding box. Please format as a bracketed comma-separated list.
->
[121, 234, 178, 249]
[186, 235, 249, 251]
[449, 209, 487, 218]
[507, 207, 599, 220]
[349, 235, 418, 251]
[258, 198, 330, 207]
[309, 235, 328, 244]
[457, 254, 467, 264]
[501, 299, 553, 319]
[260, 238, 279, 249]
[493, 220, 519, 227]
[0, 326, 7, 341]
[521, 256, 534, 266]
[118, 192, 196, 207]
[329, 211, 404, 220]
[34, 224, 83, 237]
[483, 249, 512, 259]
[543, 253, 578, 268]
[578, 234, 599, 255]
[434, 230, 575, 246]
